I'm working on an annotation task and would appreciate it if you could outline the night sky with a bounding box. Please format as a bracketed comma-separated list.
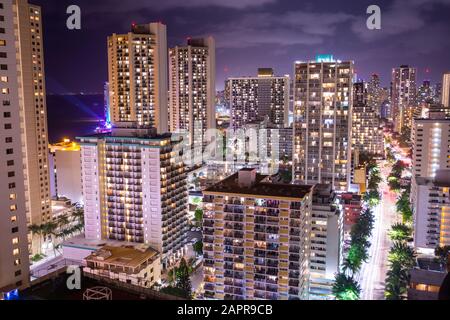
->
[33, 0, 450, 94]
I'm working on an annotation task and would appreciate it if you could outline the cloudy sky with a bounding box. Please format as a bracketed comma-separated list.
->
[34, 0, 450, 94]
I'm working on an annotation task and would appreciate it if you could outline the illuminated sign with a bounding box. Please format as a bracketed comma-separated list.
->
[316, 54, 335, 62]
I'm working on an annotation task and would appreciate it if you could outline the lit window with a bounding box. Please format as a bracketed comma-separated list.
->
[12, 237, 19, 245]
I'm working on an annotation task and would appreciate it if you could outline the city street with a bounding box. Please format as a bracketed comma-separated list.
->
[358, 160, 400, 300]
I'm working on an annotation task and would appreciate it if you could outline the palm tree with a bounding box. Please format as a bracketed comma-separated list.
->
[388, 241, 416, 268]
[332, 273, 361, 300]
[41, 221, 58, 256]
[342, 258, 360, 276]
[71, 207, 85, 232]
[388, 223, 412, 241]
[435, 246, 450, 269]
[385, 261, 409, 300]
[28, 224, 44, 254]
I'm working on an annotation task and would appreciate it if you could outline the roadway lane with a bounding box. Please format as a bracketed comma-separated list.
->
[359, 160, 399, 300]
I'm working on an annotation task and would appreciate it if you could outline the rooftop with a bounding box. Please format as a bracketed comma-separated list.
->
[77, 122, 173, 141]
[417, 256, 445, 272]
[85, 245, 159, 270]
[204, 171, 313, 200]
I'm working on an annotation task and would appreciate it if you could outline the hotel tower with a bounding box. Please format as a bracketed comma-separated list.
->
[169, 37, 216, 148]
[108, 22, 168, 133]
[1, 0, 51, 295]
[293, 55, 353, 191]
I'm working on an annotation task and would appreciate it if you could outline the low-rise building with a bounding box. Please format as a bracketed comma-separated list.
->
[408, 256, 447, 300]
[49, 139, 82, 204]
[84, 244, 161, 288]
[337, 193, 363, 242]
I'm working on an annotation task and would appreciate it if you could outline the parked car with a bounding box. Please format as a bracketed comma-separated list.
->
[196, 227, 201, 232]
[191, 238, 198, 244]
[191, 227, 196, 232]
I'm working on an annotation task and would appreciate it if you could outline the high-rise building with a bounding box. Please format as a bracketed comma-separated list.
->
[352, 81, 384, 156]
[309, 184, 342, 300]
[391, 65, 417, 134]
[13, 0, 52, 255]
[442, 72, 450, 108]
[293, 56, 354, 191]
[367, 74, 383, 116]
[411, 113, 450, 179]
[417, 80, 434, 105]
[202, 168, 313, 300]
[107, 23, 168, 133]
[411, 170, 450, 250]
[226, 68, 289, 129]
[169, 37, 216, 148]
[0, 0, 43, 294]
[78, 124, 188, 268]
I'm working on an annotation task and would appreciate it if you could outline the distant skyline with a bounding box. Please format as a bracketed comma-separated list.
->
[34, 0, 450, 94]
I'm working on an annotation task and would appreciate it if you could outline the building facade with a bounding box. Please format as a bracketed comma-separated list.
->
[411, 172, 450, 250]
[309, 184, 342, 300]
[49, 139, 82, 204]
[169, 37, 216, 148]
[367, 73, 383, 117]
[78, 124, 188, 267]
[0, 0, 34, 293]
[411, 115, 450, 179]
[352, 81, 384, 157]
[202, 169, 313, 300]
[107, 23, 168, 133]
[226, 68, 289, 129]
[391, 65, 417, 134]
[293, 56, 353, 191]
[442, 72, 450, 108]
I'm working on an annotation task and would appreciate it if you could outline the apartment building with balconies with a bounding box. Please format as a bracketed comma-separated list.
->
[169, 37, 216, 148]
[411, 170, 450, 251]
[78, 123, 188, 268]
[293, 56, 353, 191]
[309, 184, 342, 300]
[202, 168, 313, 300]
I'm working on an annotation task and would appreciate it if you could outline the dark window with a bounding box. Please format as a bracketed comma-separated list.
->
[0, 28, 4, 34]
[15, 270, 22, 277]
[5, 137, 12, 143]
[8, 182, 15, 189]
[8, 171, 15, 177]
[4, 123, 11, 129]
[12, 227, 18, 233]
[0, 64, 7, 70]
[6, 148, 13, 154]
[7, 159, 14, 166]
[3, 100, 10, 105]
[4, 111, 11, 117]
[0, 52, 6, 58]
